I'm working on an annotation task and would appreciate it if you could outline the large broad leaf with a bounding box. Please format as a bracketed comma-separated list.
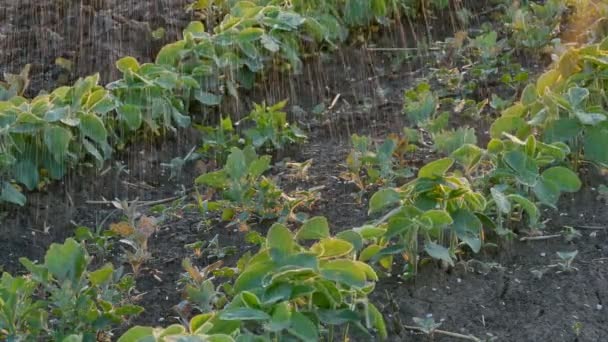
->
[533, 178, 561, 207]
[267, 302, 291, 332]
[288, 312, 318, 342]
[490, 116, 529, 139]
[503, 150, 538, 186]
[195, 90, 222, 106]
[266, 223, 294, 259]
[543, 118, 581, 143]
[88, 263, 114, 286]
[45, 238, 87, 284]
[368, 303, 388, 339]
[536, 69, 560, 95]
[311, 238, 353, 258]
[584, 125, 608, 165]
[80, 113, 107, 143]
[320, 260, 367, 288]
[156, 41, 186, 66]
[219, 307, 270, 321]
[117, 327, 155, 342]
[567, 87, 589, 108]
[452, 209, 482, 253]
[420, 210, 453, 229]
[247, 156, 271, 178]
[368, 188, 400, 214]
[13, 159, 39, 191]
[195, 170, 227, 188]
[507, 194, 539, 226]
[225, 148, 247, 180]
[116, 56, 140, 73]
[0, 181, 26, 206]
[295, 216, 330, 241]
[451, 144, 482, 171]
[44, 126, 72, 162]
[418, 158, 453, 178]
[424, 242, 453, 266]
[541, 166, 581, 192]
[117, 104, 142, 130]
[575, 111, 606, 126]
[234, 261, 275, 293]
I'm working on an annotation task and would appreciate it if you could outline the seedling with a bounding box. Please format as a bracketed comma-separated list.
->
[110, 200, 158, 276]
[555, 250, 579, 272]
[185, 240, 206, 258]
[161, 145, 201, 180]
[412, 315, 442, 335]
[562, 226, 581, 242]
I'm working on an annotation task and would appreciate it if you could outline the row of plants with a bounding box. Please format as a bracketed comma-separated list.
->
[345, 33, 608, 275]
[0, 216, 387, 341]
[0, 0, 460, 207]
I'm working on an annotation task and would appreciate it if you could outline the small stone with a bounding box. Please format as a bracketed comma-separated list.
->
[597, 304, 603, 310]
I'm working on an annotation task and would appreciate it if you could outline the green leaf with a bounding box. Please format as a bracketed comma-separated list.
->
[225, 148, 247, 180]
[424, 242, 454, 266]
[267, 223, 294, 258]
[88, 263, 114, 286]
[452, 209, 482, 253]
[541, 166, 581, 192]
[575, 111, 606, 125]
[584, 126, 608, 165]
[195, 90, 222, 106]
[117, 104, 142, 130]
[368, 188, 400, 214]
[369, 303, 388, 338]
[183, 21, 205, 36]
[567, 87, 589, 108]
[295, 216, 330, 241]
[116, 56, 140, 73]
[238, 27, 265, 42]
[44, 126, 72, 162]
[0, 181, 26, 206]
[521, 84, 537, 106]
[507, 194, 539, 225]
[533, 178, 561, 206]
[543, 118, 581, 143]
[320, 259, 366, 288]
[80, 113, 107, 143]
[336, 230, 363, 251]
[14, 159, 39, 191]
[288, 312, 318, 342]
[490, 116, 528, 139]
[196, 170, 227, 188]
[420, 210, 453, 228]
[267, 302, 291, 332]
[45, 238, 87, 284]
[503, 150, 538, 186]
[418, 158, 453, 178]
[117, 326, 154, 342]
[451, 144, 482, 171]
[234, 261, 275, 293]
[219, 308, 270, 321]
[491, 187, 511, 214]
[247, 155, 271, 178]
[536, 69, 559, 95]
[311, 238, 353, 258]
